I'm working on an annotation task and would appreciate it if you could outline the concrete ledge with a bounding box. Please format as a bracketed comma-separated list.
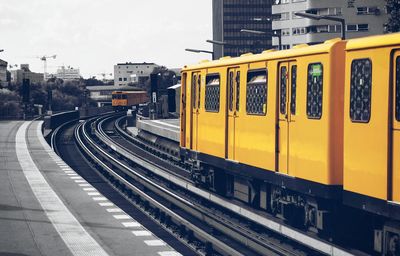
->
[137, 119, 179, 142]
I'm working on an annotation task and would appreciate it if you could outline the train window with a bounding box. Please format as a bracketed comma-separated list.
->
[396, 56, 400, 121]
[122, 95, 127, 100]
[192, 74, 197, 109]
[291, 65, 297, 115]
[307, 63, 323, 119]
[229, 71, 234, 111]
[236, 71, 240, 111]
[350, 58, 372, 123]
[197, 75, 201, 109]
[280, 66, 287, 115]
[246, 70, 267, 115]
[205, 74, 220, 112]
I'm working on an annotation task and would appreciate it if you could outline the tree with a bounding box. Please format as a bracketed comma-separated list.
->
[386, 0, 400, 32]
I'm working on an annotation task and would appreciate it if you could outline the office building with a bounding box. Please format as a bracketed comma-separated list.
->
[212, 0, 273, 59]
[10, 64, 44, 84]
[55, 66, 81, 80]
[0, 59, 7, 87]
[272, 0, 388, 49]
[114, 62, 159, 87]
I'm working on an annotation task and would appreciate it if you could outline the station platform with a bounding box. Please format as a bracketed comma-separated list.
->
[0, 120, 181, 256]
[134, 119, 180, 143]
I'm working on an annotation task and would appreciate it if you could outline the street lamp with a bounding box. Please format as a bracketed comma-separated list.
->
[240, 29, 282, 50]
[185, 48, 214, 60]
[206, 39, 239, 57]
[294, 12, 346, 40]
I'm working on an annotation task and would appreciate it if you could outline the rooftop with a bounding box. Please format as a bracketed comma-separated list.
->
[116, 62, 157, 66]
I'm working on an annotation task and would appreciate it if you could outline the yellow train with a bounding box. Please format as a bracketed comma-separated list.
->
[180, 33, 400, 255]
[112, 91, 149, 111]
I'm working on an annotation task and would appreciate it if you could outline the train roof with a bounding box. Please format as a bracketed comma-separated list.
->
[112, 90, 147, 94]
[182, 38, 344, 72]
[346, 32, 400, 51]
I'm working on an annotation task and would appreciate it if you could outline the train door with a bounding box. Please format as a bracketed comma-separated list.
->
[277, 61, 297, 175]
[226, 68, 240, 160]
[190, 72, 201, 151]
[391, 51, 400, 202]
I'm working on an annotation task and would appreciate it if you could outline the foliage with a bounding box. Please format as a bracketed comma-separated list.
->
[386, 0, 400, 32]
[0, 88, 22, 119]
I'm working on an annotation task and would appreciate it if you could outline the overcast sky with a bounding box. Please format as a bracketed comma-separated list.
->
[0, 0, 212, 78]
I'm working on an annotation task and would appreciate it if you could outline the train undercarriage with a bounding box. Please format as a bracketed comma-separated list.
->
[187, 157, 400, 256]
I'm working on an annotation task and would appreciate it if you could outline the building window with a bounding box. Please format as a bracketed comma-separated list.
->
[396, 57, 400, 121]
[292, 27, 306, 35]
[307, 63, 323, 119]
[123, 78, 127, 81]
[350, 59, 372, 123]
[281, 28, 291, 36]
[347, 24, 369, 32]
[357, 6, 379, 15]
[205, 74, 220, 112]
[358, 24, 369, 31]
[119, 78, 122, 81]
[246, 70, 267, 115]
[291, 65, 297, 115]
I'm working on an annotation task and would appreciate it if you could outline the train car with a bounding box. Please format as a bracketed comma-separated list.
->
[180, 33, 400, 255]
[180, 38, 346, 234]
[112, 91, 149, 111]
[343, 33, 400, 255]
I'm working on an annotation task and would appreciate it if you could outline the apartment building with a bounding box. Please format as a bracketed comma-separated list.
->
[272, 0, 388, 49]
[114, 62, 158, 87]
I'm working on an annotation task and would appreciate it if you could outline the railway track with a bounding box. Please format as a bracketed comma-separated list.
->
[53, 113, 358, 256]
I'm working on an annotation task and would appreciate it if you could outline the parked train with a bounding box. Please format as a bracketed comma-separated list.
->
[180, 33, 400, 255]
[112, 91, 149, 111]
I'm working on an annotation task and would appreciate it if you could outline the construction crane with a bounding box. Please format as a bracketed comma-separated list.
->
[38, 55, 56, 81]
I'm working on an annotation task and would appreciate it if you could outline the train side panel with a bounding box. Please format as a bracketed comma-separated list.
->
[197, 67, 226, 159]
[287, 42, 345, 185]
[344, 46, 393, 202]
[235, 61, 275, 171]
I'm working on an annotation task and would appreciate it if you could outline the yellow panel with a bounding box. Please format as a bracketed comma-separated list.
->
[393, 132, 400, 202]
[343, 48, 392, 200]
[197, 68, 226, 158]
[235, 61, 275, 171]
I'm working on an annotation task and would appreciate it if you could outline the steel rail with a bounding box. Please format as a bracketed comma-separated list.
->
[75, 118, 251, 256]
[93, 116, 318, 256]
[103, 115, 355, 256]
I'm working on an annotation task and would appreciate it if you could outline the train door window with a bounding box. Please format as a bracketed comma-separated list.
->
[280, 66, 287, 115]
[290, 65, 297, 115]
[396, 56, 400, 121]
[350, 58, 372, 123]
[307, 63, 324, 119]
[205, 74, 220, 112]
[192, 74, 197, 109]
[197, 75, 201, 109]
[236, 71, 240, 111]
[246, 70, 268, 115]
[229, 71, 234, 111]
